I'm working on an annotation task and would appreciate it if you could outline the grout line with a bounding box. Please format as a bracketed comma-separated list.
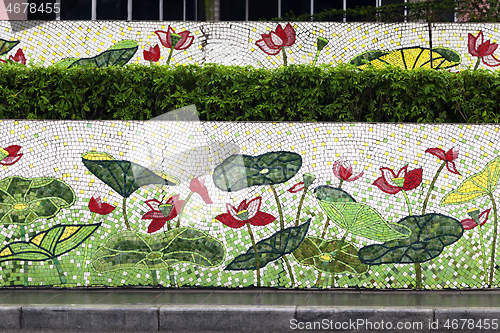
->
[93, 292, 113, 304]
[198, 290, 214, 304]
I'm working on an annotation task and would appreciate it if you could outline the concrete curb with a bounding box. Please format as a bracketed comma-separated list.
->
[3, 305, 500, 332]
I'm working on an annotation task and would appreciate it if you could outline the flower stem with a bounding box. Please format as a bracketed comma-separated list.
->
[282, 47, 287, 66]
[320, 218, 331, 239]
[247, 223, 261, 287]
[295, 186, 308, 227]
[331, 232, 348, 287]
[123, 197, 131, 230]
[478, 224, 489, 285]
[282, 255, 295, 287]
[488, 192, 498, 287]
[338, 179, 344, 189]
[176, 191, 193, 228]
[270, 185, 284, 230]
[167, 47, 175, 65]
[422, 162, 446, 215]
[312, 50, 321, 66]
[415, 262, 422, 289]
[474, 56, 481, 70]
[401, 190, 413, 216]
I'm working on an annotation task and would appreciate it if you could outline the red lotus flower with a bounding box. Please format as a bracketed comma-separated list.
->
[89, 192, 116, 215]
[143, 44, 160, 62]
[333, 159, 364, 182]
[288, 182, 305, 193]
[373, 165, 422, 194]
[155, 27, 194, 50]
[190, 177, 212, 204]
[461, 208, 491, 230]
[10, 49, 26, 65]
[142, 195, 184, 233]
[216, 197, 276, 229]
[426, 147, 460, 175]
[255, 23, 296, 56]
[468, 31, 500, 67]
[0, 145, 22, 165]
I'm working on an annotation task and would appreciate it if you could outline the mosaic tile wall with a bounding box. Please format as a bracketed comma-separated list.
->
[0, 20, 500, 69]
[0, 119, 499, 289]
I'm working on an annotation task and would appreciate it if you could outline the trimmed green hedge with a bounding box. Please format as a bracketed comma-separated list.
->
[0, 63, 499, 123]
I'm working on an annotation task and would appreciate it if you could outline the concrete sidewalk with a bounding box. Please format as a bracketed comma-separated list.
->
[0, 289, 499, 332]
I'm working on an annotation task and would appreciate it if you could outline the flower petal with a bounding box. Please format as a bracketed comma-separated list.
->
[445, 161, 460, 175]
[97, 202, 116, 215]
[248, 211, 276, 227]
[373, 176, 401, 194]
[468, 33, 480, 57]
[216, 212, 247, 229]
[283, 23, 296, 47]
[482, 54, 500, 67]
[147, 218, 167, 233]
[332, 160, 342, 179]
[0, 154, 22, 165]
[227, 203, 243, 221]
[175, 31, 194, 50]
[288, 182, 305, 193]
[402, 168, 422, 191]
[142, 210, 165, 219]
[345, 170, 364, 182]
[425, 148, 446, 161]
[246, 197, 262, 220]
[479, 208, 492, 226]
[380, 167, 399, 188]
[270, 31, 285, 48]
[145, 199, 162, 211]
[155, 30, 171, 48]
[445, 147, 459, 162]
[256, 39, 281, 55]
[190, 178, 213, 204]
[4, 145, 21, 156]
[460, 218, 478, 230]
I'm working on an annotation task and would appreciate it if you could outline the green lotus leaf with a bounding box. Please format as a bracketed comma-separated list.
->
[55, 40, 138, 68]
[317, 199, 410, 242]
[225, 219, 310, 271]
[0, 39, 20, 56]
[91, 228, 225, 272]
[314, 186, 355, 202]
[441, 156, 500, 206]
[350, 47, 461, 70]
[358, 214, 463, 265]
[0, 176, 75, 225]
[0, 223, 101, 262]
[82, 157, 177, 198]
[293, 236, 367, 275]
[213, 151, 302, 192]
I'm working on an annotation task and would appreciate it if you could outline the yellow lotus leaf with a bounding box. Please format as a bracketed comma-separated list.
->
[441, 156, 500, 206]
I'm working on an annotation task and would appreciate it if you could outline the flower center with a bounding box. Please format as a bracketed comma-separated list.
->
[0, 147, 8, 156]
[467, 208, 480, 222]
[236, 209, 249, 221]
[319, 254, 332, 262]
[260, 168, 269, 174]
[146, 252, 162, 261]
[392, 177, 405, 187]
[13, 203, 27, 211]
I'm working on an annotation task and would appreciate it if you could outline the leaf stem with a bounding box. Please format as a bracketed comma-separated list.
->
[488, 192, 498, 287]
[247, 223, 261, 287]
[295, 186, 308, 227]
[123, 197, 131, 230]
[282, 47, 287, 66]
[53, 257, 67, 284]
[282, 256, 295, 287]
[415, 262, 422, 289]
[422, 162, 446, 215]
[332, 232, 348, 287]
[320, 218, 331, 239]
[177, 191, 193, 228]
[270, 185, 284, 230]
[474, 56, 481, 70]
[478, 224, 489, 285]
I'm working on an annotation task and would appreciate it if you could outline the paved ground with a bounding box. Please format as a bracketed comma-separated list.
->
[0, 289, 499, 332]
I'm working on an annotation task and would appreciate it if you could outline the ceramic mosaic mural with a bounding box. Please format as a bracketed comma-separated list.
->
[1, 20, 500, 70]
[0, 118, 499, 289]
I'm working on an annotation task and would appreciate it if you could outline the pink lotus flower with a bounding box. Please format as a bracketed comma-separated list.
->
[142, 195, 184, 233]
[468, 31, 500, 67]
[426, 147, 460, 175]
[373, 165, 422, 195]
[143, 44, 160, 62]
[255, 23, 296, 56]
[0, 145, 22, 165]
[10, 49, 26, 65]
[89, 192, 116, 215]
[333, 159, 364, 182]
[216, 197, 275, 229]
[461, 208, 491, 230]
[155, 27, 194, 50]
[190, 177, 212, 204]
